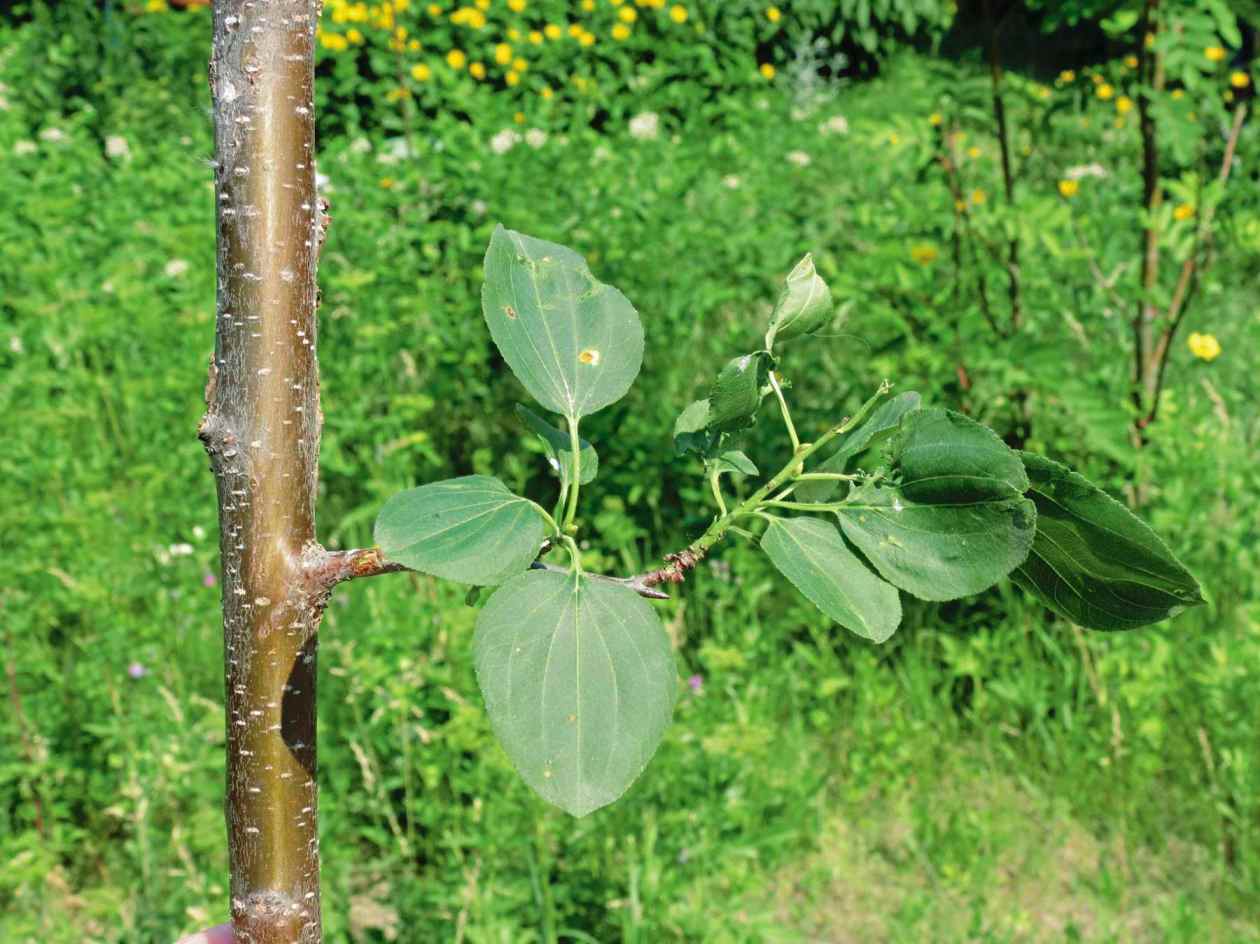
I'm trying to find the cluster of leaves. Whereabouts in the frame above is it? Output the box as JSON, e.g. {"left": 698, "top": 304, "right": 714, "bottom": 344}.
{"left": 374, "top": 227, "right": 1203, "bottom": 817}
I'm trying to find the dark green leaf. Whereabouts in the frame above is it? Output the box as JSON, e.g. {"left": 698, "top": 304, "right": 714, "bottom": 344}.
{"left": 673, "top": 398, "right": 718, "bottom": 456}
{"left": 516, "top": 404, "right": 598, "bottom": 486}
{"left": 1013, "top": 453, "right": 1205, "bottom": 630}
{"left": 708, "top": 351, "right": 772, "bottom": 432}
{"left": 761, "top": 516, "right": 901, "bottom": 642}
{"left": 765, "top": 253, "right": 832, "bottom": 347}
{"left": 474, "top": 569, "right": 678, "bottom": 817}
{"left": 796, "top": 391, "right": 921, "bottom": 502}
{"left": 833, "top": 410, "right": 1036, "bottom": 600}
{"left": 482, "top": 226, "right": 644, "bottom": 421}
{"left": 374, "top": 476, "right": 546, "bottom": 586}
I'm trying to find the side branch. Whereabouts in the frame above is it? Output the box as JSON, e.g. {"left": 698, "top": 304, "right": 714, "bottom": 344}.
{"left": 305, "top": 546, "right": 409, "bottom": 590}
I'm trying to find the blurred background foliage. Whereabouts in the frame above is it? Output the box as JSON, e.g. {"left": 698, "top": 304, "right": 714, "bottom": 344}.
{"left": 2, "top": 0, "right": 1259, "bottom": 941}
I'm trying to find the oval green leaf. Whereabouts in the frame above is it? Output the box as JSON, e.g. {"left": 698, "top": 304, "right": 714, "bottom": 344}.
{"left": 374, "top": 476, "right": 546, "bottom": 586}
{"left": 483, "top": 226, "right": 644, "bottom": 421}
{"left": 516, "top": 404, "right": 598, "bottom": 486}
{"left": 1013, "top": 453, "right": 1205, "bottom": 630}
{"left": 761, "top": 516, "right": 901, "bottom": 643}
{"left": 673, "top": 398, "right": 718, "bottom": 456}
{"left": 474, "top": 569, "right": 678, "bottom": 817}
{"left": 892, "top": 407, "right": 1029, "bottom": 501}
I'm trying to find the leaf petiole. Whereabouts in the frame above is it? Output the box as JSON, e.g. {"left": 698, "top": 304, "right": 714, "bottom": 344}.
{"left": 768, "top": 372, "right": 799, "bottom": 451}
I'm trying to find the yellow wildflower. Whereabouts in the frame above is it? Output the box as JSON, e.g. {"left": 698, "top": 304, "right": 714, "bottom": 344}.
{"left": 1187, "top": 332, "right": 1221, "bottom": 361}
{"left": 380, "top": 177, "right": 395, "bottom": 189}
{"left": 966, "top": 145, "right": 981, "bottom": 159}
{"left": 1124, "top": 54, "right": 1138, "bottom": 68}
{"left": 410, "top": 62, "right": 432, "bottom": 80}
{"left": 612, "top": 23, "right": 631, "bottom": 40}
{"left": 385, "top": 86, "right": 410, "bottom": 101}
{"left": 529, "top": 30, "right": 543, "bottom": 44}
{"left": 1173, "top": 203, "right": 1194, "bottom": 221}
{"left": 145, "top": 0, "right": 167, "bottom": 11}
{"left": 346, "top": 27, "right": 364, "bottom": 44}
{"left": 514, "top": 111, "right": 526, "bottom": 124}
{"left": 766, "top": 6, "right": 781, "bottom": 22}
{"left": 475, "top": 0, "right": 489, "bottom": 9}
{"left": 320, "top": 32, "right": 349, "bottom": 51}
{"left": 1204, "top": 46, "right": 1226, "bottom": 63}
{"left": 1097, "top": 83, "right": 1114, "bottom": 100}
{"left": 569, "top": 23, "right": 584, "bottom": 37}
{"left": 582, "top": 0, "right": 595, "bottom": 9}
{"left": 929, "top": 112, "right": 943, "bottom": 126}
{"left": 1059, "top": 69, "right": 1075, "bottom": 83}
{"left": 544, "top": 23, "right": 562, "bottom": 39}
{"left": 578, "top": 31, "right": 595, "bottom": 46}
{"left": 1171, "top": 88, "right": 1184, "bottom": 100}
{"left": 1089, "top": 72, "right": 1103, "bottom": 85}
{"left": 618, "top": 6, "right": 637, "bottom": 21}
{"left": 469, "top": 61, "right": 487, "bottom": 79}
{"left": 954, "top": 199, "right": 967, "bottom": 213}
{"left": 507, "top": 28, "right": 520, "bottom": 40}
{"left": 447, "top": 48, "right": 467, "bottom": 69}
{"left": 508, "top": 0, "right": 526, "bottom": 9}
{"left": 759, "top": 62, "right": 776, "bottom": 80}
{"left": 1057, "top": 179, "right": 1079, "bottom": 198}
{"left": 910, "top": 243, "right": 939, "bottom": 265}
{"left": 428, "top": 3, "right": 442, "bottom": 14}
{"left": 541, "top": 85, "right": 554, "bottom": 99}
{"left": 1231, "top": 71, "right": 1250, "bottom": 88}
{"left": 513, "top": 57, "right": 528, "bottom": 71}
{"left": 971, "top": 188, "right": 986, "bottom": 205}
{"left": 505, "top": 70, "right": 520, "bottom": 86}
{"left": 1116, "top": 95, "right": 1133, "bottom": 114}
{"left": 495, "top": 43, "right": 513, "bottom": 65}
{"left": 670, "top": 5, "right": 687, "bottom": 22}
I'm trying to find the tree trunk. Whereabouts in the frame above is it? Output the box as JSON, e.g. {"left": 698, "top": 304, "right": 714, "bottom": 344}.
{"left": 200, "top": 2, "right": 326, "bottom": 940}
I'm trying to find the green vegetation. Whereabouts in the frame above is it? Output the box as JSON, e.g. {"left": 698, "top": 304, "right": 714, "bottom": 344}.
{"left": 2, "top": 2, "right": 1259, "bottom": 941}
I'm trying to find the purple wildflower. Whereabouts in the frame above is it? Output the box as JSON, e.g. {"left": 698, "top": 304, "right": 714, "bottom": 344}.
{"left": 202, "top": 571, "right": 217, "bottom": 588}
{"left": 128, "top": 662, "right": 149, "bottom": 680}
{"left": 687, "top": 674, "right": 703, "bottom": 694}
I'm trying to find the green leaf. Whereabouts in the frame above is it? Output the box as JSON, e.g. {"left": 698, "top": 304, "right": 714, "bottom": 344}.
{"left": 796, "top": 391, "right": 920, "bottom": 502}
{"left": 474, "top": 569, "right": 678, "bottom": 817}
{"left": 374, "top": 476, "right": 546, "bottom": 586}
{"left": 708, "top": 351, "right": 773, "bottom": 432}
{"left": 892, "top": 408, "right": 1029, "bottom": 501}
{"left": 766, "top": 253, "right": 833, "bottom": 348}
{"left": 833, "top": 409, "right": 1036, "bottom": 601}
{"left": 1012, "top": 453, "right": 1205, "bottom": 630}
{"left": 516, "top": 405, "right": 598, "bottom": 486}
{"left": 760, "top": 516, "right": 901, "bottom": 643}
{"left": 482, "top": 226, "right": 644, "bottom": 421}
{"left": 673, "top": 398, "right": 718, "bottom": 456}
{"left": 711, "top": 450, "right": 758, "bottom": 477}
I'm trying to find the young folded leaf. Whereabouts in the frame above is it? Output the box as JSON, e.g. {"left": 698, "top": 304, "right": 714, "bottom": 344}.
{"left": 673, "top": 398, "right": 719, "bottom": 456}
{"left": 710, "top": 450, "right": 758, "bottom": 478}
{"left": 760, "top": 516, "right": 901, "bottom": 643}
{"left": 374, "top": 476, "right": 547, "bottom": 586}
{"left": 1013, "top": 453, "right": 1205, "bottom": 629}
{"left": 482, "top": 225, "right": 644, "bottom": 422}
{"left": 707, "top": 351, "right": 773, "bottom": 432}
{"left": 834, "top": 409, "right": 1035, "bottom": 600}
{"left": 516, "top": 404, "right": 599, "bottom": 487}
{"left": 765, "top": 253, "right": 833, "bottom": 349}
{"left": 796, "top": 391, "right": 921, "bottom": 502}
{"left": 474, "top": 569, "right": 678, "bottom": 817}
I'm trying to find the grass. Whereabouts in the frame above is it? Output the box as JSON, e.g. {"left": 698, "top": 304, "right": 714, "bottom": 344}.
{"left": 2, "top": 23, "right": 1259, "bottom": 942}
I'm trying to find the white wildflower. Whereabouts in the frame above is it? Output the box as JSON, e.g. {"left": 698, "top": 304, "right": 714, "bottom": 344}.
{"left": 628, "top": 111, "right": 660, "bottom": 141}
{"left": 14, "top": 140, "right": 36, "bottom": 156}
{"left": 1064, "top": 163, "right": 1108, "bottom": 180}
{"left": 722, "top": 175, "right": 742, "bottom": 190}
{"left": 470, "top": 199, "right": 488, "bottom": 217}
{"left": 786, "top": 150, "right": 812, "bottom": 167}
{"left": 105, "top": 135, "right": 131, "bottom": 160}
{"left": 8, "top": 336, "right": 23, "bottom": 355}
{"left": 592, "top": 144, "right": 613, "bottom": 163}
{"left": 39, "top": 127, "right": 67, "bottom": 143}
{"left": 191, "top": 525, "right": 207, "bottom": 541}
{"left": 349, "top": 136, "right": 372, "bottom": 154}
{"left": 489, "top": 129, "right": 521, "bottom": 155}
{"left": 524, "top": 128, "right": 548, "bottom": 149}
{"left": 169, "top": 543, "right": 195, "bottom": 558}
{"left": 819, "top": 114, "right": 849, "bottom": 136}
{"left": 164, "top": 259, "right": 191, "bottom": 279}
